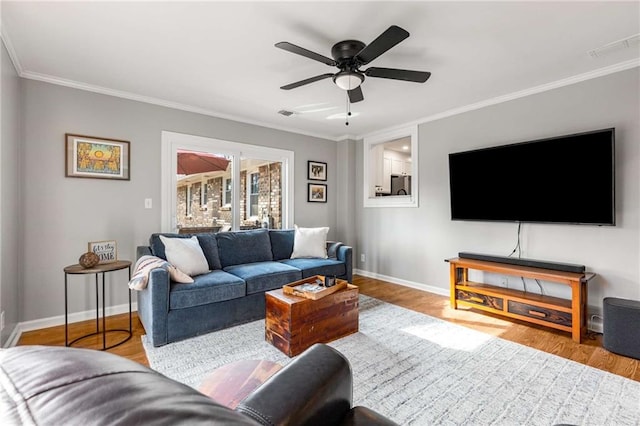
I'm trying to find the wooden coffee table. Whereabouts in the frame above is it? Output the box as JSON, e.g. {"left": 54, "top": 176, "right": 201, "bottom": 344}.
{"left": 265, "top": 279, "right": 359, "bottom": 357}
{"left": 198, "top": 359, "right": 282, "bottom": 409}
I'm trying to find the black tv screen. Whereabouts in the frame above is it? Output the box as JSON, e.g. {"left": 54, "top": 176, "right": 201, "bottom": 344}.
{"left": 448, "top": 128, "right": 615, "bottom": 225}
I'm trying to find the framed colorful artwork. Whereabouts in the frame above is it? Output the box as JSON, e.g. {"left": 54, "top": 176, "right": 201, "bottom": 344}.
{"left": 88, "top": 240, "right": 117, "bottom": 264}
{"left": 308, "top": 183, "right": 327, "bottom": 203}
{"left": 308, "top": 161, "right": 327, "bottom": 181}
{"left": 65, "top": 134, "right": 130, "bottom": 180}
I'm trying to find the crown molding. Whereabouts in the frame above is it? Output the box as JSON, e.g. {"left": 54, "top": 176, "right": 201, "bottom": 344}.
{"left": 19, "top": 69, "right": 341, "bottom": 142}
{"left": 0, "top": 22, "right": 24, "bottom": 75}
{"left": 336, "top": 134, "right": 358, "bottom": 142}
{"left": 358, "top": 58, "right": 640, "bottom": 140}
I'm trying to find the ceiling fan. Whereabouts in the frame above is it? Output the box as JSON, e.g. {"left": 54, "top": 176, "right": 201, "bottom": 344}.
{"left": 276, "top": 25, "right": 431, "bottom": 104}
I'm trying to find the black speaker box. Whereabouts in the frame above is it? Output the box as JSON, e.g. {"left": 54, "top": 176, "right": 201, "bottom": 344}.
{"left": 457, "top": 252, "right": 585, "bottom": 273}
{"left": 603, "top": 297, "right": 640, "bottom": 360}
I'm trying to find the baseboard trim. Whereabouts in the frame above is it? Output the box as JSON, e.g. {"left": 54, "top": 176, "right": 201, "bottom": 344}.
{"left": 4, "top": 302, "right": 138, "bottom": 348}
{"left": 4, "top": 326, "right": 21, "bottom": 348}
{"left": 354, "top": 269, "right": 449, "bottom": 297}
{"left": 353, "top": 270, "right": 603, "bottom": 334}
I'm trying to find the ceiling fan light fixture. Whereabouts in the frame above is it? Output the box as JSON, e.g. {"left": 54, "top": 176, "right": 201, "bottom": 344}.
{"left": 333, "top": 71, "right": 364, "bottom": 91}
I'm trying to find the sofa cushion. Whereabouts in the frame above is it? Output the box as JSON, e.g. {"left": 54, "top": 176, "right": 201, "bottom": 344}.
{"left": 280, "top": 258, "right": 346, "bottom": 279}
{"left": 160, "top": 235, "right": 210, "bottom": 277}
{"left": 196, "top": 233, "right": 223, "bottom": 270}
{"left": 216, "top": 229, "right": 273, "bottom": 268}
{"left": 169, "top": 270, "right": 246, "bottom": 310}
{"left": 291, "top": 225, "right": 329, "bottom": 259}
{"left": 269, "top": 229, "right": 295, "bottom": 260}
{"left": 149, "top": 233, "right": 191, "bottom": 260}
{"left": 150, "top": 233, "right": 222, "bottom": 271}
{"left": 224, "top": 262, "right": 301, "bottom": 295}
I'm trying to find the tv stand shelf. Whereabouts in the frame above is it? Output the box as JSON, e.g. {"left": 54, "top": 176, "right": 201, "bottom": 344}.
{"left": 446, "top": 258, "right": 595, "bottom": 343}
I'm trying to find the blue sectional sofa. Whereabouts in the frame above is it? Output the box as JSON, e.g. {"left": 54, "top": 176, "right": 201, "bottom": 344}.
{"left": 136, "top": 228, "right": 353, "bottom": 346}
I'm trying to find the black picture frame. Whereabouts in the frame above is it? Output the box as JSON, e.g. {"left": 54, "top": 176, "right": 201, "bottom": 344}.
{"left": 308, "top": 161, "right": 327, "bottom": 181}
{"left": 308, "top": 183, "right": 327, "bottom": 203}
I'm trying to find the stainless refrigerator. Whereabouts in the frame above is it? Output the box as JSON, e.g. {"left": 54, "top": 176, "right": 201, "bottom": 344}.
{"left": 391, "top": 175, "right": 411, "bottom": 195}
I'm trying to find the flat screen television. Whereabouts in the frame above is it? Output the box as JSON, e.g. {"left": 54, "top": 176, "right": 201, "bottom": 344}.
{"left": 448, "top": 128, "right": 615, "bottom": 225}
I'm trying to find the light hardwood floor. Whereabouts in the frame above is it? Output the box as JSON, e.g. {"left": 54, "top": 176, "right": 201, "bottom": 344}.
{"left": 17, "top": 275, "right": 640, "bottom": 381}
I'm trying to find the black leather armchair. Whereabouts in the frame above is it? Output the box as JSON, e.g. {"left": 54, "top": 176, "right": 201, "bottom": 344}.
{"left": 0, "top": 343, "right": 397, "bottom": 425}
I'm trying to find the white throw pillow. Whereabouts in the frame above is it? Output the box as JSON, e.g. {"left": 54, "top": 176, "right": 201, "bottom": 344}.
{"left": 159, "top": 235, "right": 210, "bottom": 276}
{"left": 290, "top": 225, "right": 329, "bottom": 259}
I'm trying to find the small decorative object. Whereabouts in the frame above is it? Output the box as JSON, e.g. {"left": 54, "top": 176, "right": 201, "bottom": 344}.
{"left": 308, "top": 183, "right": 327, "bottom": 203}
{"left": 325, "top": 275, "right": 336, "bottom": 287}
{"left": 308, "top": 161, "right": 327, "bottom": 181}
{"left": 78, "top": 251, "right": 100, "bottom": 269}
{"left": 88, "top": 240, "right": 117, "bottom": 264}
{"left": 65, "top": 133, "right": 130, "bottom": 180}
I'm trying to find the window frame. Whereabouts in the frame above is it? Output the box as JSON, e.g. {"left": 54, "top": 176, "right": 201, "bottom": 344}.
{"left": 161, "top": 131, "right": 294, "bottom": 232}
{"left": 363, "top": 125, "right": 419, "bottom": 208}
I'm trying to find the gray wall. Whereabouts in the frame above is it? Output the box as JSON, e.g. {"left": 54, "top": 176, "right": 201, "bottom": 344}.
{"left": 356, "top": 68, "right": 640, "bottom": 309}
{"left": 1, "top": 40, "right": 21, "bottom": 345}
{"left": 336, "top": 138, "right": 357, "bottom": 249}
{"left": 9, "top": 59, "right": 639, "bottom": 327}
{"left": 20, "top": 79, "right": 339, "bottom": 322}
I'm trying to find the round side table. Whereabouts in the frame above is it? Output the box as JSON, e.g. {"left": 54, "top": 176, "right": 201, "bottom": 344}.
{"left": 64, "top": 260, "right": 132, "bottom": 350}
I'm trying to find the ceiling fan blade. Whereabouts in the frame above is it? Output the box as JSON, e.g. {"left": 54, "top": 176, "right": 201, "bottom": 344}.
{"left": 275, "top": 42, "right": 336, "bottom": 66}
{"left": 280, "top": 73, "right": 334, "bottom": 90}
{"left": 364, "top": 67, "right": 431, "bottom": 83}
{"left": 348, "top": 86, "right": 364, "bottom": 103}
{"left": 355, "top": 25, "right": 409, "bottom": 65}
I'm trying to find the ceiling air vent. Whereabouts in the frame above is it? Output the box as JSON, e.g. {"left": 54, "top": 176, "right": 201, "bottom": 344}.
{"left": 588, "top": 34, "right": 640, "bottom": 58}
{"left": 278, "top": 110, "right": 294, "bottom": 117}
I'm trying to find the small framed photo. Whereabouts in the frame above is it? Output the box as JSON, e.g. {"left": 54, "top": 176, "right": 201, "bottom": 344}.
{"left": 308, "top": 183, "right": 327, "bottom": 203}
{"left": 308, "top": 161, "right": 327, "bottom": 181}
{"left": 88, "top": 240, "right": 117, "bottom": 264}
{"left": 66, "top": 134, "right": 130, "bottom": 180}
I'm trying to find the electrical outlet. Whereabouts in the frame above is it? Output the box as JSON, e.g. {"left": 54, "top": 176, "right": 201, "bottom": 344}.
{"left": 360, "top": 253, "right": 366, "bottom": 263}
{"left": 0, "top": 311, "right": 4, "bottom": 332}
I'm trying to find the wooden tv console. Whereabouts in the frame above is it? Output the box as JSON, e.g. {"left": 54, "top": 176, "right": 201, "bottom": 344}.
{"left": 447, "top": 257, "right": 595, "bottom": 343}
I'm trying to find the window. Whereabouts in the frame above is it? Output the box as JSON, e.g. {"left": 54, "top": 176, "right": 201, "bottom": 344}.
{"left": 161, "top": 131, "right": 294, "bottom": 232}
{"left": 186, "top": 186, "right": 192, "bottom": 216}
{"left": 249, "top": 172, "right": 259, "bottom": 217}
{"left": 224, "top": 178, "right": 232, "bottom": 206}
{"left": 202, "top": 181, "right": 208, "bottom": 206}
{"left": 363, "top": 125, "right": 419, "bottom": 208}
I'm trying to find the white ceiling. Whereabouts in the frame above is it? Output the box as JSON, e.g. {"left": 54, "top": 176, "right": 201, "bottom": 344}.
{"left": 2, "top": 1, "right": 639, "bottom": 140}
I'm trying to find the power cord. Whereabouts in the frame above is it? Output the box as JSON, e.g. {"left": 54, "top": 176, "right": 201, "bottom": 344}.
{"left": 583, "top": 314, "right": 603, "bottom": 340}
{"left": 520, "top": 276, "right": 528, "bottom": 293}
{"left": 508, "top": 222, "right": 522, "bottom": 258}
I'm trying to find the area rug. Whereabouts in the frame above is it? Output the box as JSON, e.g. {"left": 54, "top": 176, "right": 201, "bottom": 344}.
{"left": 143, "top": 296, "right": 640, "bottom": 425}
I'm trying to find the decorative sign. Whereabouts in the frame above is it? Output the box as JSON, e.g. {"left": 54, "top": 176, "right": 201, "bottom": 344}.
{"left": 88, "top": 240, "right": 117, "bottom": 264}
